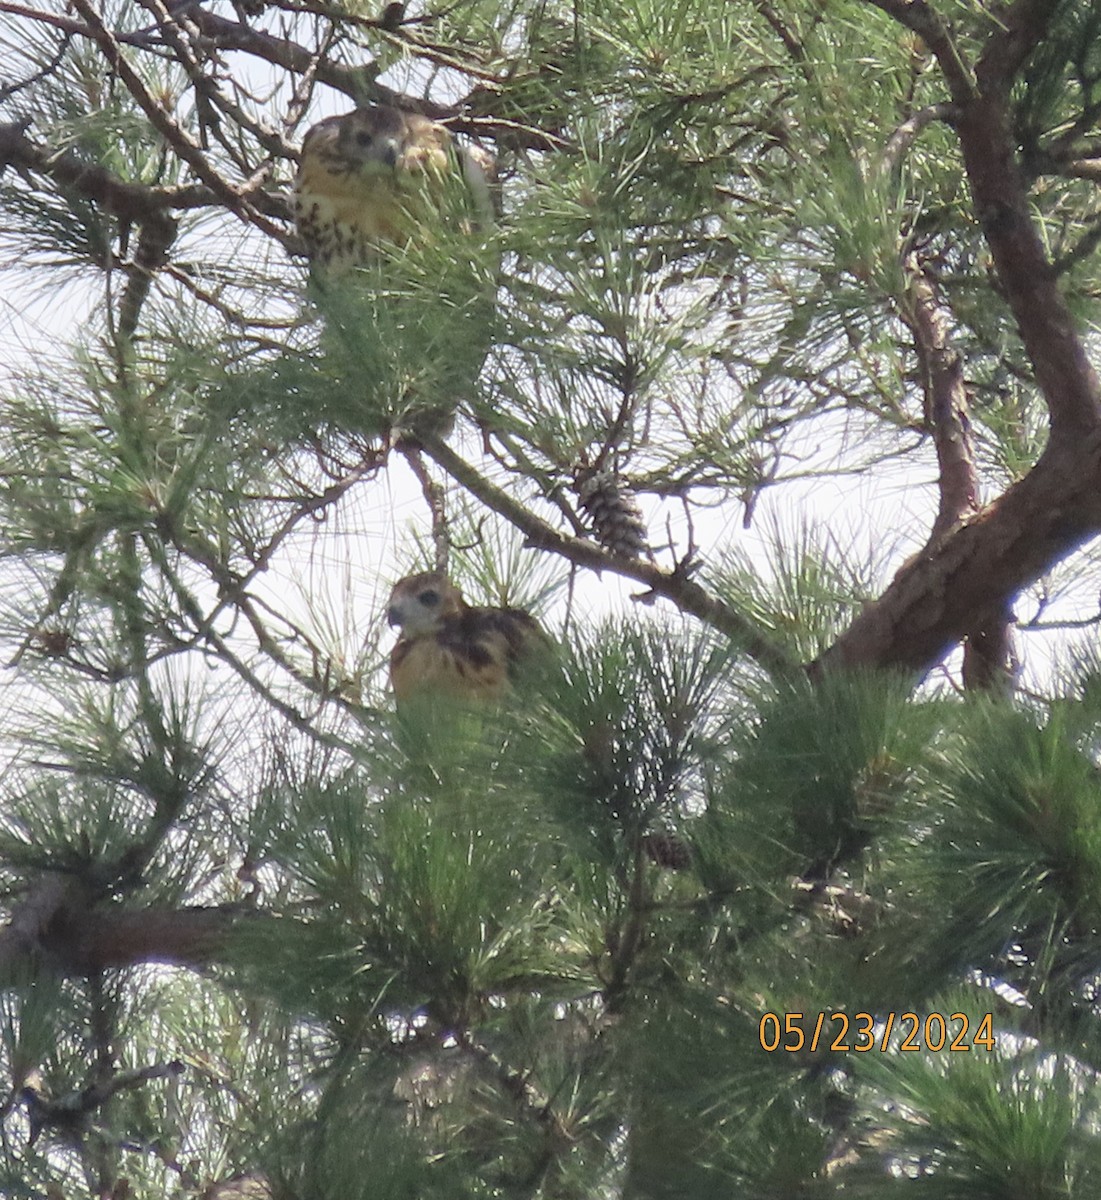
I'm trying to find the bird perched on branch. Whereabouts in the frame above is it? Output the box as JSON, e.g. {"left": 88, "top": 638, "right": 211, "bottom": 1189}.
{"left": 293, "top": 105, "right": 498, "bottom": 441}
{"left": 294, "top": 105, "right": 496, "bottom": 273}
{"left": 387, "top": 571, "right": 548, "bottom": 706}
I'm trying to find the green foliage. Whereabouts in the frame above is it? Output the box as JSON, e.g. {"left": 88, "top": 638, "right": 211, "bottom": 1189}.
{"left": 864, "top": 696, "right": 1101, "bottom": 1006}
{"left": 856, "top": 1024, "right": 1101, "bottom": 1197}
{"left": 2, "top": 0, "right": 1101, "bottom": 1196}
{"left": 712, "top": 518, "right": 886, "bottom": 661}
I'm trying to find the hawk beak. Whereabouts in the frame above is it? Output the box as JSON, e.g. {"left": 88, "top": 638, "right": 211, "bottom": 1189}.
{"left": 379, "top": 138, "right": 400, "bottom": 169}
{"left": 387, "top": 605, "right": 402, "bottom": 628}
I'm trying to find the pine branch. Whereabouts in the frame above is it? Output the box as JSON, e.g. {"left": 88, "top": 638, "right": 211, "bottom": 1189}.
{"left": 152, "top": 541, "right": 372, "bottom": 753}
{"left": 879, "top": 103, "right": 956, "bottom": 175}
{"left": 22, "top": 1059, "right": 184, "bottom": 1147}
{"left": 131, "top": 0, "right": 298, "bottom": 164}
{"left": 458, "top": 1034, "right": 573, "bottom": 1147}
{"left": 862, "top": 0, "right": 976, "bottom": 103}
{"left": 864, "top": 0, "right": 1101, "bottom": 437}
{"left": 399, "top": 444, "right": 449, "bottom": 573}
{"left": 815, "top": 433, "right": 1101, "bottom": 675}
{"left": 176, "top": 6, "right": 570, "bottom": 151}
{"left": 419, "top": 435, "right": 798, "bottom": 678}
{"left": 67, "top": 0, "right": 290, "bottom": 245}
{"left": 181, "top": 6, "right": 401, "bottom": 107}
{"left": 0, "top": 121, "right": 211, "bottom": 223}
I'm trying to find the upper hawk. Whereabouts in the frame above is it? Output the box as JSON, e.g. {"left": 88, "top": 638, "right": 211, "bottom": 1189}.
{"left": 294, "top": 106, "right": 495, "bottom": 272}
{"left": 387, "top": 571, "right": 548, "bottom": 706}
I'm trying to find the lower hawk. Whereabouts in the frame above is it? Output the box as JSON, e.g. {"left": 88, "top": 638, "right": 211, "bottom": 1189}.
{"left": 386, "top": 572, "right": 547, "bottom": 705}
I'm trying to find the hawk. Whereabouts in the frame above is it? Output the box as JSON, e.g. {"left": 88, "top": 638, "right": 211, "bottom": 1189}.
{"left": 294, "top": 105, "right": 495, "bottom": 271}
{"left": 387, "top": 571, "right": 547, "bottom": 705}
{"left": 292, "top": 106, "right": 497, "bottom": 440}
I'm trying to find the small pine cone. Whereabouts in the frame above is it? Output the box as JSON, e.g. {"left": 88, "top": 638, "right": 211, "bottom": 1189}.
{"left": 642, "top": 832, "right": 692, "bottom": 870}
{"left": 575, "top": 467, "right": 648, "bottom": 559}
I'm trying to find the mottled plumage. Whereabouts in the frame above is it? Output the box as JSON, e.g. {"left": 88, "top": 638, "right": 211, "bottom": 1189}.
{"left": 387, "top": 572, "right": 546, "bottom": 705}
{"left": 294, "top": 106, "right": 495, "bottom": 271}
{"left": 293, "top": 106, "right": 497, "bottom": 441}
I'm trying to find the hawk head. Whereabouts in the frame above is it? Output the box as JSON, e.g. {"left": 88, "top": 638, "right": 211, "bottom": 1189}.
{"left": 387, "top": 571, "right": 466, "bottom": 639}
{"left": 319, "top": 106, "right": 451, "bottom": 181}
{"left": 294, "top": 105, "right": 495, "bottom": 269}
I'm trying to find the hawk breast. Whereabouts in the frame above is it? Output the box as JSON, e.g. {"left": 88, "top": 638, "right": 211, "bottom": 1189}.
{"left": 390, "top": 606, "right": 545, "bottom": 705}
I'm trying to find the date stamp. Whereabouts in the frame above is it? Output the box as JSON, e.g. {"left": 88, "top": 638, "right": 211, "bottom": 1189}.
{"left": 759, "top": 1011, "right": 995, "bottom": 1053}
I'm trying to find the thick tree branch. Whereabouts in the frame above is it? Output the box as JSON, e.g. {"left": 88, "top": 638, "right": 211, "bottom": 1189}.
{"left": 900, "top": 253, "right": 978, "bottom": 543}
{"left": 828, "top": 0, "right": 1101, "bottom": 678}
{"left": 900, "top": 253, "right": 1016, "bottom": 689}
{"left": 0, "top": 874, "right": 73, "bottom": 974}
{"left": 0, "top": 874, "right": 249, "bottom": 977}
{"left": 117, "top": 211, "right": 179, "bottom": 340}
{"left": 955, "top": 93, "right": 1101, "bottom": 435}
{"left": 44, "top": 904, "right": 243, "bottom": 972}
{"left": 973, "top": 0, "right": 1061, "bottom": 92}
{"left": 865, "top": 0, "right": 1101, "bottom": 436}
{"left": 960, "top": 602, "right": 1016, "bottom": 693}
{"left": 815, "top": 429, "right": 1101, "bottom": 675}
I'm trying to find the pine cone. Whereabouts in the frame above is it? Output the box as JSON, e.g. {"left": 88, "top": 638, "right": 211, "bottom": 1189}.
{"left": 642, "top": 831, "right": 692, "bottom": 870}
{"left": 575, "top": 467, "right": 648, "bottom": 559}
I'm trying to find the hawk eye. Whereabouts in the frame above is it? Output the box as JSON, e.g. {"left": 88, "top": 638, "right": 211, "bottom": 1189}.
{"left": 419, "top": 589, "right": 440, "bottom": 606}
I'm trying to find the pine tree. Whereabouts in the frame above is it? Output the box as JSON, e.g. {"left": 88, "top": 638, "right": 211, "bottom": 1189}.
{"left": 2, "top": 1, "right": 1101, "bottom": 1197}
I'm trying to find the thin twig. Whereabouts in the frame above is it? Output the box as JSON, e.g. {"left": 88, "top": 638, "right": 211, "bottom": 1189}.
{"left": 399, "top": 444, "right": 450, "bottom": 572}
{"left": 68, "top": 0, "right": 290, "bottom": 244}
